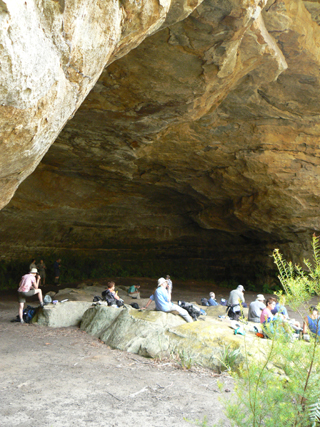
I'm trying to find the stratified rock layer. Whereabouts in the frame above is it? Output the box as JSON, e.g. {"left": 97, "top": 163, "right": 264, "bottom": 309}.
{"left": 1, "top": 0, "right": 320, "bottom": 281}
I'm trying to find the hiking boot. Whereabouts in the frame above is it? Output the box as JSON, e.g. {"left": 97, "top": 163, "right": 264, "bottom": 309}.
{"left": 40, "top": 302, "right": 44, "bottom": 308}
{"left": 20, "top": 318, "right": 24, "bottom": 324}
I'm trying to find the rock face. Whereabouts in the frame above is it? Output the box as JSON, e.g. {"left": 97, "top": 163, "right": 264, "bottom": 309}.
{"left": 1, "top": 0, "right": 320, "bottom": 282}
{"left": 80, "top": 304, "right": 267, "bottom": 370}
{"left": 35, "top": 301, "right": 92, "bottom": 328}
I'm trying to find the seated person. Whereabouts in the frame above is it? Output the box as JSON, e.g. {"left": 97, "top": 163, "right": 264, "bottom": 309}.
{"left": 260, "top": 297, "right": 278, "bottom": 324}
{"left": 271, "top": 297, "right": 289, "bottom": 318}
{"left": 128, "top": 284, "right": 140, "bottom": 299}
{"left": 207, "top": 292, "right": 219, "bottom": 306}
{"left": 142, "top": 277, "right": 193, "bottom": 323}
{"left": 272, "top": 296, "right": 301, "bottom": 330}
{"left": 261, "top": 297, "right": 299, "bottom": 338}
{"left": 303, "top": 306, "right": 320, "bottom": 337}
{"left": 248, "top": 294, "right": 266, "bottom": 323}
{"left": 102, "top": 281, "right": 123, "bottom": 306}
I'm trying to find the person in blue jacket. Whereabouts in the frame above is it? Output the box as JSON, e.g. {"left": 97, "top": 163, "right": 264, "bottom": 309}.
{"left": 142, "top": 277, "right": 193, "bottom": 323}
{"left": 207, "top": 292, "right": 219, "bottom": 306}
{"left": 303, "top": 306, "right": 320, "bottom": 336}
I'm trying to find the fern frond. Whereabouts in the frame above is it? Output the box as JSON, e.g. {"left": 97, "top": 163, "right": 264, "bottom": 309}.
{"left": 309, "top": 397, "right": 320, "bottom": 426}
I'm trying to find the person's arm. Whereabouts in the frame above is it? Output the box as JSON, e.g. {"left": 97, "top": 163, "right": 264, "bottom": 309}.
{"left": 303, "top": 317, "right": 308, "bottom": 334}
{"left": 142, "top": 294, "right": 154, "bottom": 309}
{"left": 112, "top": 291, "right": 120, "bottom": 300}
{"left": 32, "top": 275, "right": 40, "bottom": 289}
{"left": 141, "top": 299, "right": 153, "bottom": 309}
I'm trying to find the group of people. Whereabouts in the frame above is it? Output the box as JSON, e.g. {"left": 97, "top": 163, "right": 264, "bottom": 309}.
{"left": 16, "top": 262, "right": 320, "bottom": 337}
{"left": 28, "top": 258, "right": 62, "bottom": 286}
{"left": 248, "top": 293, "right": 320, "bottom": 339}
{"left": 29, "top": 259, "right": 47, "bottom": 286}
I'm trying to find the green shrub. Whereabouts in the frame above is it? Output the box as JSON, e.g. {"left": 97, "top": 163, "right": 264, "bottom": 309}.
{"left": 224, "top": 234, "right": 320, "bottom": 427}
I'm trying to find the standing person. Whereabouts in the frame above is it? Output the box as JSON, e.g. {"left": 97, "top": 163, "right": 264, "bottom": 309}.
{"left": 248, "top": 294, "right": 266, "bottom": 323}
{"left": 166, "top": 275, "right": 173, "bottom": 301}
{"left": 17, "top": 268, "right": 44, "bottom": 323}
{"left": 142, "top": 277, "right": 193, "bottom": 323}
{"left": 227, "top": 285, "right": 245, "bottom": 319}
{"left": 29, "top": 259, "right": 37, "bottom": 270}
{"left": 37, "top": 259, "right": 47, "bottom": 286}
{"left": 53, "top": 258, "right": 61, "bottom": 285}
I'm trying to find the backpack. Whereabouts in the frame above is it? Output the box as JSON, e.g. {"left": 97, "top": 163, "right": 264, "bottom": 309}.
{"left": 201, "top": 298, "right": 209, "bottom": 306}
{"left": 178, "top": 301, "right": 201, "bottom": 321}
{"left": 93, "top": 295, "right": 102, "bottom": 302}
{"left": 102, "top": 290, "right": 124, "bottom": 307}
{"left": 226, "top": 304, "right": 240, "bottom": 321}
{"left": 23, "top": 306, "right": 37, "bottom": 323}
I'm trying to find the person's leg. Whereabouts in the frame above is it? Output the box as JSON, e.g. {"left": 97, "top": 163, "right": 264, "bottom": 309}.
{"left": 19, "top": 302, "right": 24, "bottom": 322}
{"left": 34, "top": 289, "right": 43, "bottom": 305}
{"left": 169, "top": 304, "right": 193, "bottom": 323}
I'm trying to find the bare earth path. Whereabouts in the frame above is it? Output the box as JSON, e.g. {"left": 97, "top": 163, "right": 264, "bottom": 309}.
{"left": 0, "top": 281, "right": 234, "bottom": 427}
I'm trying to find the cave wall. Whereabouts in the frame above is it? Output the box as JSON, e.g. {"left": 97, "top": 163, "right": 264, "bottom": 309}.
{"left": 1, "top": 0, "right": 320, "bottom": 284}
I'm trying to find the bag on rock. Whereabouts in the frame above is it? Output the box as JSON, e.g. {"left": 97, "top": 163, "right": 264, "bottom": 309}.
{"left": 201, "top": 298, "right": 209, "bottom": 306}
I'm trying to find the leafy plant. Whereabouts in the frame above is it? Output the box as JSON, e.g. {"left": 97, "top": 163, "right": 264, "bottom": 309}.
{"left": 224, "top": 234, "right": 320, "bottom": 427}
{"left": 215, "top": 344, "right": 243, "bottom": 373}
{"left": 178, "top": 349, "right": 195, "bottom": 370}
{"left": 309, "top": 398, "right": 320, "bottom": 427}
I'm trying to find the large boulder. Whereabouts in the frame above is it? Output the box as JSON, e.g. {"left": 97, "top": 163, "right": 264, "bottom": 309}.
{"left": 34, "top": 301, "right": 92, "bottom": 327}
{"left": 81, "top": 304, "right": 269, "bottom": 370}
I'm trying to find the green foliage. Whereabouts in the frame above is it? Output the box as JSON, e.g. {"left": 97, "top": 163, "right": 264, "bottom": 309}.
{"left": 224, "top": 235, "right": 320, "bottom": 427}
{"left": 215, "top": 344, "right": 243, "bottom": 373}
{"left": 226, "top": 333, "right": 320, "bottom": 427}
{"left": 184, "top": 415, "right": 210, "bottom": 426}
{"left": 178, "top": 349, "right": 195, "bottom": 370}
{"left": 309, "top": 398, "right": 320, "bottom": 427}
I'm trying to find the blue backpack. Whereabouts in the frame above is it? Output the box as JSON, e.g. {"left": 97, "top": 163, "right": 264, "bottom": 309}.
{"left": 23, "top": 306, "right": 37, "bottom": 323}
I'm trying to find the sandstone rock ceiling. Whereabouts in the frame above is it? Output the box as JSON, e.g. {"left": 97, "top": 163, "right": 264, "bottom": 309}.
{"left": 2, "top": 0, "right": 320, "bottom": 279}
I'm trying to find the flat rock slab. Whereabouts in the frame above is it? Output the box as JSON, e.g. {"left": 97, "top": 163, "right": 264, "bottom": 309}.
{"left": 34, "top": 301, "right": 92, "bottom": 327}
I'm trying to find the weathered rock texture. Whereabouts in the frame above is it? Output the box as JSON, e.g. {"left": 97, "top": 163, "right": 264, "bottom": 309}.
{"left": 80, "top": 304, "right": 266, "bottom": 370}
{"left": 2, "top": 0, "right": 320, "bottom": 281}
{"left": 34, "top": 301, "right": 92, "bottom": 327}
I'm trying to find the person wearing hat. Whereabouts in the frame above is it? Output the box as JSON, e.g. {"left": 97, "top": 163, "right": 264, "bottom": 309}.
{"left": 142, "top": 277, "right": 193, "bottom": 323}
{"left": 17, "top": 268, "right": 44, "bottom": 323}
{"left": 228, "top": 285, "right": 245, "bottom": 305}
{"left": 248, "top": 294, "right": 266, "bottom": 323}
{"left": 226, "top": 285, "right": 246, "bottom": 319}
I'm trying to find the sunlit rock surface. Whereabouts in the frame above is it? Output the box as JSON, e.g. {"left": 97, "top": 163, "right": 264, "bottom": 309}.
{"left": 80, "top": 304, "right": 267, "bottom": 370}
{"left": 1, "top": 0, "right": 320, "bottom": 281}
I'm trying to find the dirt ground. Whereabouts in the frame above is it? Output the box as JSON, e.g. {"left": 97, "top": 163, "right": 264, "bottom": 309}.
{"left": 0, "top": 277, "right": 311, "bottom": 426}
